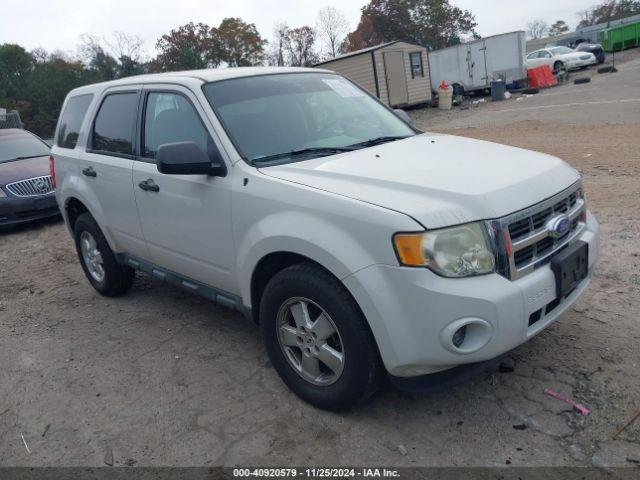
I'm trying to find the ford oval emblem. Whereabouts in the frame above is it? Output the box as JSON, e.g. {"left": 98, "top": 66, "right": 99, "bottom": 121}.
{"left": 547, "top": 214, "right": 571, "bottom": 238}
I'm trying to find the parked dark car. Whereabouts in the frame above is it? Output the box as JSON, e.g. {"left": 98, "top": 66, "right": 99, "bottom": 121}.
{"left": 0, "top": 129, "right": 59, "bottom": 227}
{"left": 574, "top": 41, "right": 606, "bottom": 64}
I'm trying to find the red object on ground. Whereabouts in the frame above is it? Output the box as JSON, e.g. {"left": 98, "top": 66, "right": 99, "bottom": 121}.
{"left": 527, "top": 66, "right": 557, "bottom": 88}
{"left": 544, "top": 388, "right": 590, "bottom": 415}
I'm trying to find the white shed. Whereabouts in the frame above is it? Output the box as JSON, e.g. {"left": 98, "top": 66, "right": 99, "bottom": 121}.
{"left": 314, "top": 41, "right": 431, "bottom": 108}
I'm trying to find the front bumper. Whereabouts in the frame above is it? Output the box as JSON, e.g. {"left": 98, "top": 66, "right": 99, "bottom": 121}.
{"left": 0, "top": 192, "right": 60, "bottom": 226}
{"left": 343, "top": 212, "right": 599, "bottom": 379}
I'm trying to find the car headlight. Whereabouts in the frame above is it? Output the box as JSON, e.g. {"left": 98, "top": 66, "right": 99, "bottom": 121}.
{"left": 0, "top": 188, "right": 6, "bottom": 198}
{"left": 393, "top": 222, "right": 495, "bottom": 277}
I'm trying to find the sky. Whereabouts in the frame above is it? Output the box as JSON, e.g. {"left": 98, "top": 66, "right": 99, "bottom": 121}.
{"left": 3, "top": 0, "right": 592, "bottom": 58}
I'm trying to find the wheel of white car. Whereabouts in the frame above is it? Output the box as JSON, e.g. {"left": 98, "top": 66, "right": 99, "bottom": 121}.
{"left": 553, "top": 61, "right": 564, "bottom": 74}
{"left": 260, "top": 263, "right": 381, "bottom": 410}
{"left": 73, "top": 213, "right": 135, "bottom": 297}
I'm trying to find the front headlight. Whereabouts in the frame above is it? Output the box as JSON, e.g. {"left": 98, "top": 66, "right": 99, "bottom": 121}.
{"left": 0, "top": 188, "right": 6, "bottom": 198}
{"left": 393, "top": 222, "right": 495, "bottom": 277}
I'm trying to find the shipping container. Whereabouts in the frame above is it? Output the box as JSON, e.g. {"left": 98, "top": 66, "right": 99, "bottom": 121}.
{"left": 600, "top": 21, "right": 640, "bottom": 51}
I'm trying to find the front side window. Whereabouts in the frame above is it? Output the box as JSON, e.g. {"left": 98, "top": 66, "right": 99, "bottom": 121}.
{"left": 92, "top": 92, "right": 138, "bottom": 155}
{"left": 56, "top": 94, "right": 93, "bottom": 149}
{"left": 526, "top": 52, "right": 538, "bottom": 60}
{"left": 203, "top": 73, "right": 415, "bottom": 165}
{"left": 143, "top": 92, "right": 212, "bottom": 160}
{"left": 409, "top": 52, "right": 424, "bottom": 78}
{"left": 0, "top": 132, "right": 50, "bottom": 163}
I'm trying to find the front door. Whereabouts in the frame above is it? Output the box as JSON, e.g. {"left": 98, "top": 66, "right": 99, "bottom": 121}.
{"left": 383, "top": 51, "right": 409, "bottom": 107}
{"left": 132, "top": 86, "right": 236, "bottom": 294}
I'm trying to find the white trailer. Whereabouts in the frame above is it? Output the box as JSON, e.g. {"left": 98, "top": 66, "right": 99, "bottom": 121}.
{"left": 428, "top": 31, "right": 527, "bottom": 94}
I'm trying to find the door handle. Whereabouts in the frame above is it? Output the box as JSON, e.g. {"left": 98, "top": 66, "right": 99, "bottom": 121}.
{"left": 82, "top": 166, "right": 97, "bottom": 177}
{"left": 138, "top": 179, "right": 160, "bottom": 192}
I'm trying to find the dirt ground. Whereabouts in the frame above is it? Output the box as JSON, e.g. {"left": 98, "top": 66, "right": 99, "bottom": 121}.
{"left": 1, "top": 55, "right": 639, "bottom": 470}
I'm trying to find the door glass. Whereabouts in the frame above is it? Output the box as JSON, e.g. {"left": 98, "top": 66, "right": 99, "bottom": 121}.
{"left": 56, "top": 94, "right": 93, "bottom": 149}
{"left": 92, "top": 93, "right": 138, "bottom": 155}
{"left": 143, "top": 92, "right": 212, "bottom": 160}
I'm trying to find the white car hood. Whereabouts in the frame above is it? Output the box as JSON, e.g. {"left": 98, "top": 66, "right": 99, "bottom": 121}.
{"left": 259, "top": 133, "right": 580, "bottom": 229}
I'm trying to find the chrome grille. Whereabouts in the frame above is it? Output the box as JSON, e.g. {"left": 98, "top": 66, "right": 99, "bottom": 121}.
{"left": 488, "top": 182, "right": 586, "bottom": 280}
{"left": 5, "top": 175, "right": 54, "bottom": 197}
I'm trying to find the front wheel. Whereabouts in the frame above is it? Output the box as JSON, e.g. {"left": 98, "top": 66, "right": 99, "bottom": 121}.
{"left": 553, "top": 61, "right": 564, "bottom": 74}
{"left": 260, "top": 263, "right": 381, "bottom": 410}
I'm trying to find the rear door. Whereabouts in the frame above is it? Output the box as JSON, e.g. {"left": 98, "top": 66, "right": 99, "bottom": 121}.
{"left": 131, "top": 85, "right": 236, "bottom": 293}
{"left": 82, "top": 87, "right": 147, "bottom": 257}
{"left": 468, "top": 41, "right": 488, "bottom": 87}
{"left": 383, "top": 51, "right": 409, "bottom": 107}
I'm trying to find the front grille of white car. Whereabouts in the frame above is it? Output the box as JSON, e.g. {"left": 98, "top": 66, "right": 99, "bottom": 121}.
{"left": 487, "top": 182, "right": 586, "bottom": 280}
{"left": 5, "top": 175, "right": 55, "bottom": 197}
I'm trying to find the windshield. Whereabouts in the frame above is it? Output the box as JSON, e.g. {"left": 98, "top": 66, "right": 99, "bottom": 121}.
{"left": 0, "top": 133, "right": 50, "bottom": 163}
{"left": 203, "top": 73, "right": 415, "bottom": 164}
{"left": 550, "top": 47, "right": 573, "bottom": 55}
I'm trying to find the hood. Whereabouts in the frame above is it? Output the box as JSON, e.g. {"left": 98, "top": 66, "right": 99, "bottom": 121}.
{"left": 259, "top": 134, "right": 580, "bottom": 229}
{"left": 0, "top": 155, "right": 50, "bottom": 187}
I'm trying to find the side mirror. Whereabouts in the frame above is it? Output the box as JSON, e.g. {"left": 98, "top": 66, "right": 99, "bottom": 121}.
{"left": 156, "top": 141, "right": 226, "bottom": 176}
{"left": 394, "top": 109, "right": 413, "bottom": 126}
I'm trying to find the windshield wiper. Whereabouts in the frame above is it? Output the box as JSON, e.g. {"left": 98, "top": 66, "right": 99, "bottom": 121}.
{"left": 347, "top": 135, "right": 411, "bottom": 149}
{"left": 11, "top": 155, "right": 48, "bottom": 161}
{"left": 252, "top": 146, "right": 355, "bottom": 164}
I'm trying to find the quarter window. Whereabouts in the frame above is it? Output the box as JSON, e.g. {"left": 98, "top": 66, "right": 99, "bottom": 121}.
{"left": 56, "top": 94, "right": 93, "bottom": 149}
{"left": 92, "top": 92, "right": 138, "bottom": 155}
{"left": 409, "top": 52, "right": 424, "bottom": 78}
{"left": 143, "top": 92, "right": 212, "bottom": 160}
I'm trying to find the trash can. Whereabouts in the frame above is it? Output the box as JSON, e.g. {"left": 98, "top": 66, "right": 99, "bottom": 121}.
{"left": 491, "top": 79, "right": 505, "bottom": 101}
{"left": 438, "top": 86, "right": 453, "bottom": 110}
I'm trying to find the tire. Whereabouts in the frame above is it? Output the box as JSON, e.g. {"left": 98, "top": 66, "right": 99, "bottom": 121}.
{"left": 553, "top": 61, "right": 564, "bottom": 74}
{"left": 260, "top": 263, "right": 381, "bottom": 410}
{"left": 74, "top": 213, "right": 134, "bottom": 297}
{"left": 522, "top": 88, "right": 540, "bottom": 95}
{"left": 598, "top": 66, "right": 614, "bottom": 74}
{"left": 574, "top": 77, "right": 591, "bottom": 85}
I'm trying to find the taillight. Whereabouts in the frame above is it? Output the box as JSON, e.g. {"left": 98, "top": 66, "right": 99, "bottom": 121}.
{"left": 49, "top": 155, "right": 57, "bottom": 188}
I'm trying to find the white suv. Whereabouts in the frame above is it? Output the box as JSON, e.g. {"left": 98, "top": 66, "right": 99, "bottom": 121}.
{"left": 52, "top": 67, "right": 599, "bottom": 410}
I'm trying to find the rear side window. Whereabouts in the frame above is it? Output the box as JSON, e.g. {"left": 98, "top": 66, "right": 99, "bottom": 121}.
{"left": 92, "top": 92, "right": 139, "bottom": 156}
{"left": 56, "top": 94, "right": 93, "bottom": 149}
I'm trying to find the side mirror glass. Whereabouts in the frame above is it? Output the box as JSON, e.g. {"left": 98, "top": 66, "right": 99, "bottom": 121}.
{"left": 156, "top": 141, "right": 226, "bottom": 176}
{"left": 394, "top": 109, "right": 413, "bottom": 126}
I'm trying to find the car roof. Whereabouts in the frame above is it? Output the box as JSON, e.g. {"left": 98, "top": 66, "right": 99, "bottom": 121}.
{"left": 67, "top": 66, "right": 333, "bottom": 96}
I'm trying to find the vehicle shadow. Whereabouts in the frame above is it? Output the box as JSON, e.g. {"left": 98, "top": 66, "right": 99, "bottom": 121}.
{"left": 0, "top": 214, "right": 63, "bottom": 235}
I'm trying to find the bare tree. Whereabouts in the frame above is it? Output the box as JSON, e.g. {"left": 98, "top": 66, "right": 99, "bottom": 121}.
{"left": 272, "top": 22, "right": 289, "bottom": 66}
{"left": 105, "top": 31, "right": 145, "bottom": 63}
{"left": 316, "top": 6, "right": 349, "bottom": 58}
{"left": 284, "top": 26, "right": 319, "bottom": 67}
{"left": 527, "top": 19, "right": 549, "bottom": 39}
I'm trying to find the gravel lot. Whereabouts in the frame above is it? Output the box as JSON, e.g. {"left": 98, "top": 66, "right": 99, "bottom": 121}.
{"left": 1, "top": 53, "right": 639, "bottom": 470}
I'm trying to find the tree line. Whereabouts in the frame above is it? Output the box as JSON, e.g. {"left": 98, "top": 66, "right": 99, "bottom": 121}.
{"left": 527, "top": 0, "right": 640, "bottom": 39}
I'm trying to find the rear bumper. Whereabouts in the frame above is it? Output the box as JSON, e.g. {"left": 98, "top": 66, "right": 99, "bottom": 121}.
{"left": 0, "top": 193, "right": 60, "bottom": 226}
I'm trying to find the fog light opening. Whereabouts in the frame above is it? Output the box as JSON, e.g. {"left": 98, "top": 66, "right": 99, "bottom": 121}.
{"left": 452, "top": 325, "right": 467, "bottom": 348}
{"left": 441, "top": 318, "right": 493, "bottom": 355}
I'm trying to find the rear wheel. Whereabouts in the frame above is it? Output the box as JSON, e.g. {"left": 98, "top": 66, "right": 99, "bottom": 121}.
{"left": 74, "top": 213, "right": 134, "bottom": 296}
{"left": 260, "top": 263, "right": 381, "bottom": 410}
